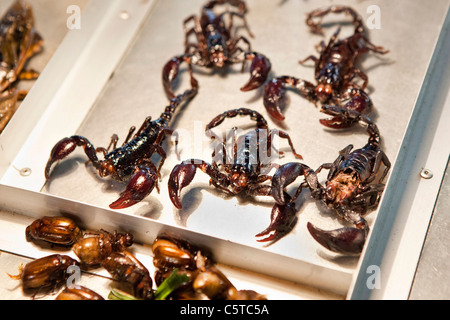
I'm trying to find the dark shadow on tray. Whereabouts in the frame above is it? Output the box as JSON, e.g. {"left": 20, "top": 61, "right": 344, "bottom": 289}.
{"left": 43, "top": 156, "right": 87, "bottom": 190}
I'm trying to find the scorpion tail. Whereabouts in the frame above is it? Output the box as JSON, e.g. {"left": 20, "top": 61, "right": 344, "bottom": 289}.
{"left": 255, "top": 193, "right": 297, "bottom": 243}
{"left": 307, "top": 222, "right": 367, "bottom": 255}
{"left": 240, "top": 52, "right": 271, "bottom": 92}
{"left": 109, "top": 169, "right": 157, "bottom": 209}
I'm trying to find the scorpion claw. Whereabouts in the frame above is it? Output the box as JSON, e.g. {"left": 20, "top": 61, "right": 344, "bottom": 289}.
{"left": 45, "top": 137, "right": 78, "bottom": 179}
{"left": 263, "top": 78, "right": 286, "bottom": 121}
{"left": 319, "top": 91, "right": 372, "bottom": 128}
{"left": 109, "top": 169, "right": 157, "bottom": 209}
{"left": 162, "top": 56, "right": 182, "bottom": 100}
{"left": 272, "top": 162, "right": 315, "bottom": 205}
{"left": 255, "top": 193, "right": 297, "bottom": 243}
{"left": 306, "top": 222, "right": 366, "bottom": 255}
{"left": 168, "top": 162, "right": 197, "bottom": 209}
{"left": 240, "top": 53, "right": 271, "bottom": 92}
{"left": 319, "top": 116, "right": 351, "bottom": 129}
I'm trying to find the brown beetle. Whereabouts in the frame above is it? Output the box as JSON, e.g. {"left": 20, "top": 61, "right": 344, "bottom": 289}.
{"left": 151, "top": 236, "right": 266, "bottom": 300}
{"left": 26, "top": 216, "right": 82, "bottom": 246}
{"left": 9, "top": 254, "right": 79, "bottom": 293}
{"left": 55, "top": 285, "right": 104, "bottom": 300}
{"left": 101, "top": 251, "right": 153, "bottom": 300}
{"left": 72, "top": 230, "right": 133, "bottom": 267}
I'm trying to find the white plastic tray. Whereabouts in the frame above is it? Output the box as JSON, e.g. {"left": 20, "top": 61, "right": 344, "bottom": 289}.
{"left": 0, "top": 0, "right": 449, "bottom": 299}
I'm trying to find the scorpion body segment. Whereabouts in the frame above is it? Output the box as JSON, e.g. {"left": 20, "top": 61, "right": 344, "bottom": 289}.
{"left": 263, "top": 6, "right": 387, "bottom": 127}
{"left": 168, "top": 108, "right": 302, "bottom": 242}
{"left": 272, "top": 107, "right": 390, "bottom": 254}
{"left": 45, "top": 87, "right": 198, "bottom": 209}
{"left": 162, "top": 0, "right": 271, "bottom": 100}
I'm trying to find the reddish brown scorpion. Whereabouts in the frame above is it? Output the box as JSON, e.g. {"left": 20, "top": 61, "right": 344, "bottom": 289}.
{"left": 263, "top": 6, "right": 388, "bottom": 127}
{"left": 271, "top": 106, "right": 390, "bottom": 255}
{"left": 45, "top": 81, "right": 198, "bottom": 209}
{"left": 162, "top": 0, "right": 271, "bottom": 100}
{"left": 168, "top": 107, "right": 303, "bottom": 242}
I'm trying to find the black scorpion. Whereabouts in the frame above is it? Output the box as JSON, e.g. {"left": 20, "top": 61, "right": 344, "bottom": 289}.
{"left": 272, "top": 106, "right": 391, "bottom": 254}
{"left": 44, "top": 82, "right": 198, "bottom": 209}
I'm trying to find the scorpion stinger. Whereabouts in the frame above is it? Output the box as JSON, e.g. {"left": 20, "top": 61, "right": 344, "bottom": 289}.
{"left": 263, "top": 6, "right": 388, "bottom": 126}
{"left": 45, "top": 86, "right": 198, "bottom": 210}
{"left": 272, "top": 107, "right": 391, "bottom": 254}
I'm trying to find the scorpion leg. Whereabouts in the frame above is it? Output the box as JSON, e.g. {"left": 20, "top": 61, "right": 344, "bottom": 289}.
{"left": 204, "top": 0, "right": 248, "bottom": 14}
{"left": 307, "top": 213, "right": 369, "bottom": 255}
{"left": 267, "top": 129, "right": 303, "bottom": 159}
{"left": 271, "top": 162, "right": 320, "bottom": 205}
{"left": 109, "top": 165, "right": 159, "bottom": 209}
{"left": 45, "top": 135, "right": 99, "bottom": 180}
{"left": 168, "top": 159, "right": 229, "bottom": 209}
{"left": 240, "top": 52, "right": 271, "bottom": 92}
{"left": 221, "top": 11, "right": 254, "bottom": 38}
{"left": 263, "top": 76, "right": 316, "bottom": 121}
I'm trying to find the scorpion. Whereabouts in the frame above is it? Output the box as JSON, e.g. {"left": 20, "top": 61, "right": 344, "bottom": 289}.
{"left": 162, "top": 0, "right": 271, "bottom": 100}
{"left": 0, "top": 0, "right": 43, "bottom": 133}
{"left": 168, "top": 107, "right": 303, "bottom": 242}
{"left": 44, "top": 84, "right": 198, "bottom": 209}
{"left": 263, "top": 6, "right": 388, "bottom": 128}
{"left": 271, "top": 106, "right": 391, "bottom": 254}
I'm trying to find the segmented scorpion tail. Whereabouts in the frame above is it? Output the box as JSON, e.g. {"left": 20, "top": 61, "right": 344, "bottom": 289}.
{"left": 306, "top": 5, "right": 365, "bottom": 35}
{"left": 161, "top": 81, "right": 199, "bottom": 123}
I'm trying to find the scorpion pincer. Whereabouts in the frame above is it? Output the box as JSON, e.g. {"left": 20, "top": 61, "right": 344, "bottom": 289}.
{"left": 272, "top": 106, "right": 391, "bottom": 254}
{"left": 162, "top": 0, "right": 271, "bottom": 100}
{"left": 44, "top": 84, "right": 198, "bottom": 209}
{"left": 0, "top": 0, "right": 43, "bottom": 133}
{"left": 168, "top": 107, "right": 303, "bottom": 242}
{"left": 263, "top": 6, "right": 388, "bottom": 127}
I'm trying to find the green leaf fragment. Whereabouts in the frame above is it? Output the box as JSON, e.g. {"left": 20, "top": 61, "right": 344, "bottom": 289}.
{"left": 154, "top": 269, "right": 190, "bottom": 300}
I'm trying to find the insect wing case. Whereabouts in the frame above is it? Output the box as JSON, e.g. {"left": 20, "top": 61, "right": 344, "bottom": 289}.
{"left": 0, "top": 0, "right": 449, "bottom": 300}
